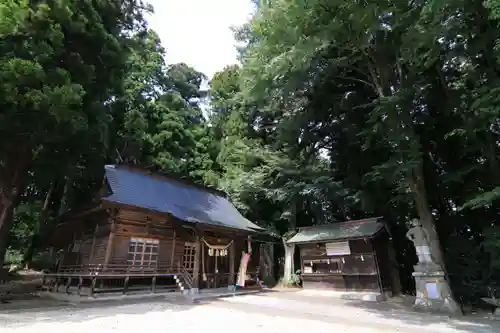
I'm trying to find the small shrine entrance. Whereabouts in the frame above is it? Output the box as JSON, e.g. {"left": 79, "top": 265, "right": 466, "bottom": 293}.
{"left": 199, "top": 237, "right": 234, "bottom": 289}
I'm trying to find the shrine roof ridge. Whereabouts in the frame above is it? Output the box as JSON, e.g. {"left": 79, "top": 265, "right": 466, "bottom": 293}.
{"left": 102, "top": 164, "right": 264, "bottom": 233}
{"left": 287, "top": 217, "right": 385, "bottom": 244}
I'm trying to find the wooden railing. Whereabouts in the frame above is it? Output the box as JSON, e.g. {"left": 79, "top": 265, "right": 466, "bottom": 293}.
{"left": 179, "top": 266, "right": 194, "bottom": 289}
{"left": 48, "top": 264, "right": 178, "bottom": 277}
{"left": 43, "top": 264, "right": 196, "bottom": 296}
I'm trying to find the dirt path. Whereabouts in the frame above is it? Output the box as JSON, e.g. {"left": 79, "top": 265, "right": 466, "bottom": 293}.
{"left": 0, "top": 292, "right": 498, "bottom": 333}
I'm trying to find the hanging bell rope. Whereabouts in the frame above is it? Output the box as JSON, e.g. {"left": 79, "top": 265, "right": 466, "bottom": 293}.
{"left": 202, "top": 238, "right": 233, "bottom": 257}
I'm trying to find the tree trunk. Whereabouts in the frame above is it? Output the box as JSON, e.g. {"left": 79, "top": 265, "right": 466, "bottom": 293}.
{"left": 0, "top": 153, "right": 29, "bottom": 268}
{"left": 283, "top": 199, "right": 298, "bottom": 283}
{"left": 22, "top": 236, "right": 37, "bottom": 269}
{"left": 58, "top": 175, "right": 72, "bottom": 216}
{"left": 283, "top": 238, "right": 295, "bottom": 283}
{"left": 23, "top": 182, "right": 55, "bottom": 268}
{"left": 412, "top": 158, "right": 444, "bottom": 265}
{"left": 0, "top": 200, "right": 15, "bottom": 267}
{"left": 387, "top": 242, "right": 402, "bottom": 296}
{"left": 412, "top": 157, "right": 461, "bottom": 313}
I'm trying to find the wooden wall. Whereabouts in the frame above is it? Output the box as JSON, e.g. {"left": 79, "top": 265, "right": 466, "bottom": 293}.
{"left": 109, "top": 209, "right": 193, "bottom": 268}
{"left": 92, "top": 237, "right": 108, "bottom": 264}
{"left": 57, "top": 206, "right": 267, "bottom": 291}
{"left": 58, "top": 210, "right": 111, "bottom": 267}
{"left": 299, "top": 237, "right": 386, "bottom": 293}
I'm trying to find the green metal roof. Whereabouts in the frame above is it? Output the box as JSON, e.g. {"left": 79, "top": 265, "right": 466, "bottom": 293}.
{"left": 286, "top": 217, "right": 384, "bottom": 244}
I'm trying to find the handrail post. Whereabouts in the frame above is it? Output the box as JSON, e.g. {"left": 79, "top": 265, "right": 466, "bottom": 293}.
{"left": 77, "top": 276, "right": 83, "bottom": 296}
{"left": 90, "top": 277, "right": 97, "bottom": 297}
{"left": 123, "top": 276, "right": 129, "bottom": 295}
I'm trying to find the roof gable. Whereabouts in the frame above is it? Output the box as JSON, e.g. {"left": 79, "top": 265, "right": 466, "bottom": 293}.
{"left": 286, "top": 217, "right": 384, "bottom": 244}
{"left": 102, "top": 165, "right": 263, "bottom": 232}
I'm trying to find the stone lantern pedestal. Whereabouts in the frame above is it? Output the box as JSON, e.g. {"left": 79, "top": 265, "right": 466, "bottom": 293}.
{"left": 406, "top": 218, "right": 461, "bottom": 315}
{"left": 412, "top": 263, "right": 460, "bottom": 314}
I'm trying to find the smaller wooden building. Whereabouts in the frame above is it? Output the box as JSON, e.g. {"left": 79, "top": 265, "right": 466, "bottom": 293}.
{"left": 287, "top": 217, "right": 400, "bottom": 297}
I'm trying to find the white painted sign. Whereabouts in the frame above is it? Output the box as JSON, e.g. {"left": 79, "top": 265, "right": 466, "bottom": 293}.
{"left": 326, "top": 241, "right": 351, "bottom": 256}
{"left": 425, "top": 282, "right": 440, "bottom": 300}
{"left": 130, "top": 237, "right": 159, "bottom": 244}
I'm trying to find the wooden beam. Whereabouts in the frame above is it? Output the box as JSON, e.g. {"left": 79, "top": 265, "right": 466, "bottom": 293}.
{"left": 58, "top": 205, "right": 105, "bottom": 223}
{"left": 192, "top": 234, "right": 201, "bottom": 289}
{"left": 170, "top": 229, "right": 176, "bottom": 268}
{"left": 371, "top": 239, "right": 384, "bottom": 295}
{"left": 103, "top": 220, "right": 116, "bottom": 268}
{"left": 114, "top": 231, "right": 164, "bottom": 239}
{"left": 229, "top": 240, "right": 235, "bottom": 285}
{"left": 114, "top": 219, "right": 172, "bottom": 229}
{"left": 89, "top": 224, "right": 99, "bottom": 263}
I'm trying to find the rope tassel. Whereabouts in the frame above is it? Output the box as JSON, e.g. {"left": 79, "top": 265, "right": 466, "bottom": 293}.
{"left": 202, "top": 238, "right": 233, "bottom": 256}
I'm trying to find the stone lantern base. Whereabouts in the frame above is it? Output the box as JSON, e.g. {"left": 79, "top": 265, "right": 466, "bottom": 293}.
{"left": 412, "top": 263, "right": 460, "bottom": 315}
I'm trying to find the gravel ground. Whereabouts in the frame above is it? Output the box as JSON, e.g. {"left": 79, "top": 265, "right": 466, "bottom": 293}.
{"left": 0, "top": 291, "right": 498, "bottom": 333}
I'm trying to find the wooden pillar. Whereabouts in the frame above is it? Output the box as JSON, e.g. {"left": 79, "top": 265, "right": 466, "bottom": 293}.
{"left": 65, "top": 277, "right": 72, "bottom": 294}
{"left": 89, "top": 224, "right": 99, "bottom": 263}
{"left": 103, "top": 220, "right": 116, "bottom": 269}
{"left": 123, "top": 276, "right": 129, "bottom": 295}
{"left": 192, "top": 235, "right": 201, "bottom": 290}
{"left": 371, "top": 240, "right": 384, "bottom": 295}
{"left": 170, "top": 229, "right": 176, "bottom": 270}
{"left": 55, "top": 278, "right": 60, "bottom": 292}
{"left": 90, "top": 277, "right": 97, "bottom": 297}
{"left": 77, "top": 277, "right": 83, "bottom": 296}
{"left": 229, "top": 241, "right": 235, "bottom": 285}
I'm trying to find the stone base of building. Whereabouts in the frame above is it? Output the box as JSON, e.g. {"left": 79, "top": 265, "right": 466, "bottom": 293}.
{"left": 186, "top": 288, "right": 199, "bottom": 295}
{"left": 412, "top": 263, "right": 460, "bottom": 315}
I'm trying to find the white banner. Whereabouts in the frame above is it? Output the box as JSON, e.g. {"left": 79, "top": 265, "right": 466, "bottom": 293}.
{"left": 325, "top": 241, "right": 350, "bottom": 256}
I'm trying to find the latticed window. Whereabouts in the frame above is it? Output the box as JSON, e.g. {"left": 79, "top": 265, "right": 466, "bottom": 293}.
{"left": 183, "top": 242, "right": 196, "bottom": 272}
{"left": 127, "top": 238, "right": 159, "bottom": 267}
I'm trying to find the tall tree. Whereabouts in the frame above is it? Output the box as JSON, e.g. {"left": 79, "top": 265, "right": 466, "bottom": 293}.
{"left": 0, "top": 0, "right": 149, "bottom": 266}
{"left": 235, "top": 0, "right": 470, "bottom": 303}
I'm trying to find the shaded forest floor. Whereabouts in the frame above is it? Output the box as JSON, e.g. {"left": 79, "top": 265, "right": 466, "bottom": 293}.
{"left": 0, "top": 268, "right": 45, "bottom": 303}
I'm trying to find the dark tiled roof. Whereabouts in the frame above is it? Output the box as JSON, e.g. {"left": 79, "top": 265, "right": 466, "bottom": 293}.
{"left": 286, "top": 217, "right": 384, "bottom": 244}
{"left": 102, "top": 165, "right": 263, "bottom": 232}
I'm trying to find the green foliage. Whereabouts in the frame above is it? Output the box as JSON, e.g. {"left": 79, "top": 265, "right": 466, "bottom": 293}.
{"left": 278, "top": 269, "right": 302, "bottom": 288}
{"left": 215, "top": 0, "right": 500, "bottom": 303}
{"left": 8, "top": 202, "right": 44, "bottom": 251}
{"left": 0, "top": 0, "right": 220, "bottom": 268}
{"left": 116, "top": 31, "right": 216, "bottom": 184}
{"left": 4, "top": 250, "right": 22, "bottom": 266}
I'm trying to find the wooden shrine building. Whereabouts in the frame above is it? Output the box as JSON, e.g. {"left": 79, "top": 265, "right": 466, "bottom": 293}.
{"left": 44, "top": 164, "right": 273, "bottom": 296}
{"left": 287, "top": 217, "right": 401, "bottom": 300}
